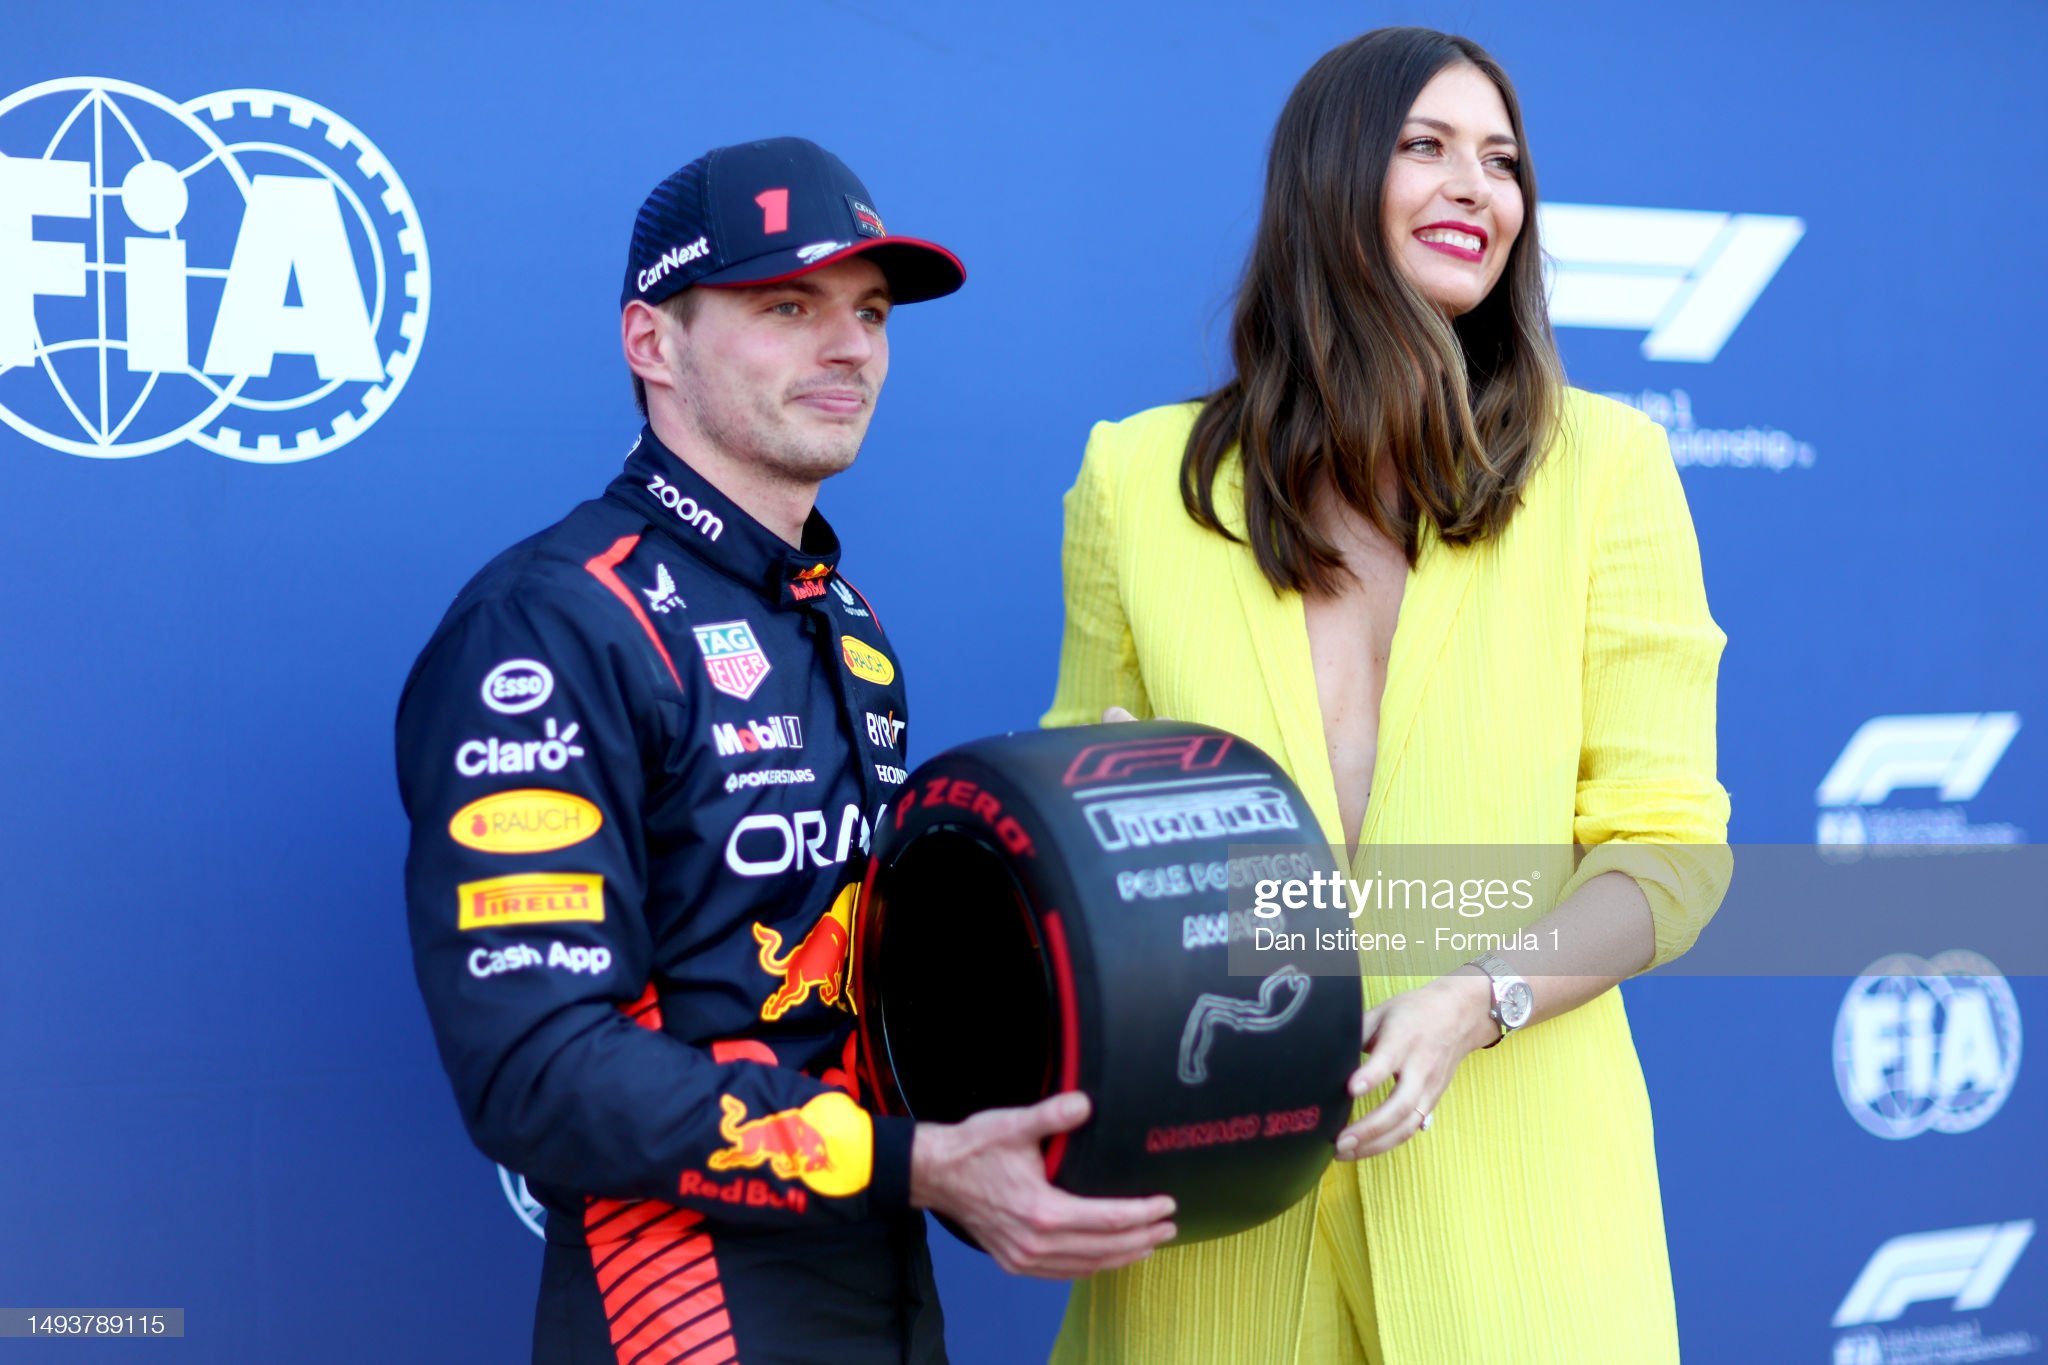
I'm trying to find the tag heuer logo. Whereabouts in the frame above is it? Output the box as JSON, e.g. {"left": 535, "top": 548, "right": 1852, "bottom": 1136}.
{"left": 693, "top": 619, "right": 771, "bottom": 701}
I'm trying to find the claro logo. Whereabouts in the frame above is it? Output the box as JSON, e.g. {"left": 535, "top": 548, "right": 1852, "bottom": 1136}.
{"left": 456, "top": 719, "right": 584, "bottom": 777}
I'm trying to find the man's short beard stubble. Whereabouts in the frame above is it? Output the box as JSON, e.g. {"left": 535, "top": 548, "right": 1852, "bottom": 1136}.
{"left": 676, "top": 347, "right": 869, "bottom": 487}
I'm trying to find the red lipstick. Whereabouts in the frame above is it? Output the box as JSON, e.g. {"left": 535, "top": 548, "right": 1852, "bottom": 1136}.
{"left": 1414, "top": 220, "right": 1487, "bottom": 262}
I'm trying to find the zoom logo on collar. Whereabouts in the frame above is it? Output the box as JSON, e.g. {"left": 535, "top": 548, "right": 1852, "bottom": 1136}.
{"left": 647, "top": 474, "right": 724, "bottom": 541}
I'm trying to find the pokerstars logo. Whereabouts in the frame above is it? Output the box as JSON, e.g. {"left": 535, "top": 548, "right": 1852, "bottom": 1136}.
{"left": 0, "top": 79, "right": 429, "bottom": 461}
{"left": 1817, "top": 713, "right": 2025, "bottom": 851}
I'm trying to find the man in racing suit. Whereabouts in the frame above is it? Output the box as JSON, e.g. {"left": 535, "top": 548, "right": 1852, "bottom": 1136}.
{"left": 396, "top": 138, "right": 1175, "bottom": 1365}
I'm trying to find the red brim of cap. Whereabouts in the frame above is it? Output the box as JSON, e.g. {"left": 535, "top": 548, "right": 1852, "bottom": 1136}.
{"left": 694, "top": 236, "right": 966, "bottom": 304}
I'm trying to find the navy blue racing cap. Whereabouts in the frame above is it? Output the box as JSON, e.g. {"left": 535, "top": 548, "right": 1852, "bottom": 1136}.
{"left": 623, "top": 137, "right": 965, "bottom": 309}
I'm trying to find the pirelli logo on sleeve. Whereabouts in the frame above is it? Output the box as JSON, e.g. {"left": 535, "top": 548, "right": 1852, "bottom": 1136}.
{"left": 457, "top": 872, "right": 605, "bottom": 931}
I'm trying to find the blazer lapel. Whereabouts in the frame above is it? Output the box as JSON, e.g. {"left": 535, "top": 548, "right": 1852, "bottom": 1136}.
{"left": 1358, "top": 521, "right": 1479, "bottom": 847}
{"left": 1216, "top": 471, "right": 1345, "bottom": 846}
{"left": 1212, "top": 471, "right": 1482, "bottom": 852}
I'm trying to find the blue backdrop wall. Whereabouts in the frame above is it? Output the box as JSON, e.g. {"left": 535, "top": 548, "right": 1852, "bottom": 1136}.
{"left": 3, "top": 3, "right": 2041, "bottom": 1361}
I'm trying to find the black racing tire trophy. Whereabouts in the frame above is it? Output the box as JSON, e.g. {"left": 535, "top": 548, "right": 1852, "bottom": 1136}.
{"left": 855, "top": 721, "right": 1360, "bottom": 1246}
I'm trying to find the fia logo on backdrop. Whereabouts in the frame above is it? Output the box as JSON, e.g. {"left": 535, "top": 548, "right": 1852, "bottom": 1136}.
{"left": 0, "top": 78, "right": 428, "bottom": 462}
{"left": 1833, "top": 951, "right": 2022, "bottom": 1141}
{"left": 1540, "top": 201, "right": 1817, "bottom": 474}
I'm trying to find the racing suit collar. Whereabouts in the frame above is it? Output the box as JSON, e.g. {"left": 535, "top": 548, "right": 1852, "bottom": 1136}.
{"left": 611, "top": 426, "right": 844, "bottom": 607}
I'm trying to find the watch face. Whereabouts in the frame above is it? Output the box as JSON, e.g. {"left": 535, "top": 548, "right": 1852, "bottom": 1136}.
{"left": 1501, "top": 981, "right": 1535, "bottom": 1029}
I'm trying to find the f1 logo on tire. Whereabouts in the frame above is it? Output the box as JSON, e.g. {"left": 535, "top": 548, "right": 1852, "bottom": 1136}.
{"left": 1063, "top": 734, "right": 1234, "bottom": 787}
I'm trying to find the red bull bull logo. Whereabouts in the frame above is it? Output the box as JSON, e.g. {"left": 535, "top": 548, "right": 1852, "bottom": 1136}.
{"left": 753, "top": 883, "right": 857, "bottom": 1021}
{"left": 707, "top": 1091, "right": 872, "bottom": 1197}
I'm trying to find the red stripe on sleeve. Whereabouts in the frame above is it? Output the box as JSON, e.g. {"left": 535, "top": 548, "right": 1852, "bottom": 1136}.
{"left": 584, "top": 534, "right": 683, "bottom": 689}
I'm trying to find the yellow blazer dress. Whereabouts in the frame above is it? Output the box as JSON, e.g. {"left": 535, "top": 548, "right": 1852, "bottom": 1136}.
{"left": 1041, "top": 390, "right": 1732, "bottom": 1364}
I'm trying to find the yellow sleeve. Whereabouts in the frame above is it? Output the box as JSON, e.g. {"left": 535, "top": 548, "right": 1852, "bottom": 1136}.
{"left": 1042, "top": 422, "right": 1154, "bottom": 729}
{"left": 1557, "top": 412, "right": 1733, "bottom": 968}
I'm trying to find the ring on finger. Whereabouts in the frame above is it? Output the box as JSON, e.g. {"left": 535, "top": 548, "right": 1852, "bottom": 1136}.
{"left": 1414, "top": 1107, "right": 1434, "bottom": 1132}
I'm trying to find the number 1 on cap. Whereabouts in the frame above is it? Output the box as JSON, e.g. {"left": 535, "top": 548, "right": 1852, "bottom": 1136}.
{"left": 756, "top": 188, "right": 790, "bottom": 235}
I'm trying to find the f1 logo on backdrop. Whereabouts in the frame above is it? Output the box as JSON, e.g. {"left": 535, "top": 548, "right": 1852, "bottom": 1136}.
{"left": 1834, "top": 1221, "right": 2035, "bottom": 1326}
{"left": 0, "top": 78, "right": 429, "bottom": 462}
{"left": 1819, "top": 714, "right": 2021, "bottom": 807}
{"left": 1834, "top": 951, "right": 2023, "bottom": 1140}
{"left": 1816, "top": 713, "right": 2025, "bottom": 847}
{"left": 1539, "top": 203, "right": 1802, "bottom": 362}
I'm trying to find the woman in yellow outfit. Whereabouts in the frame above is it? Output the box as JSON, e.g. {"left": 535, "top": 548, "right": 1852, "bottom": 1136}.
{"left": 1042, "top": 27, "right": 1731, "bottom": 1365}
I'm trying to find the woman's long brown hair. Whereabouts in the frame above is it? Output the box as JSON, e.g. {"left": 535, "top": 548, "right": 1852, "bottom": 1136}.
{"left": 1181, "top": 27, "right": 1564, "bottom": 594}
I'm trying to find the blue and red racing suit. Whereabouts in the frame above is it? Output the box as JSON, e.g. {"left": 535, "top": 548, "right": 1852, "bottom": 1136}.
{"left": 396, "top": 427, "right": 939, "bottom": 1364}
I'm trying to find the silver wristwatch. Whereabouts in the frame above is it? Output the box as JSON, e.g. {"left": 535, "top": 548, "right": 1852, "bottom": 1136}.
{"left": 1468, "top": 951, "right": 1533, "bottom": 1047}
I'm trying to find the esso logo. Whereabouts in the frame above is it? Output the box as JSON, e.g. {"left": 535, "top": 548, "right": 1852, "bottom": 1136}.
{"left": 481, "top": 659, "right": 554, "bottom": 715}
{"left": 1833, "top": 950, "right": 2023, "bottom": 1140}
{"left": 0, "top": 79, "right": 429, "bottom": 462}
